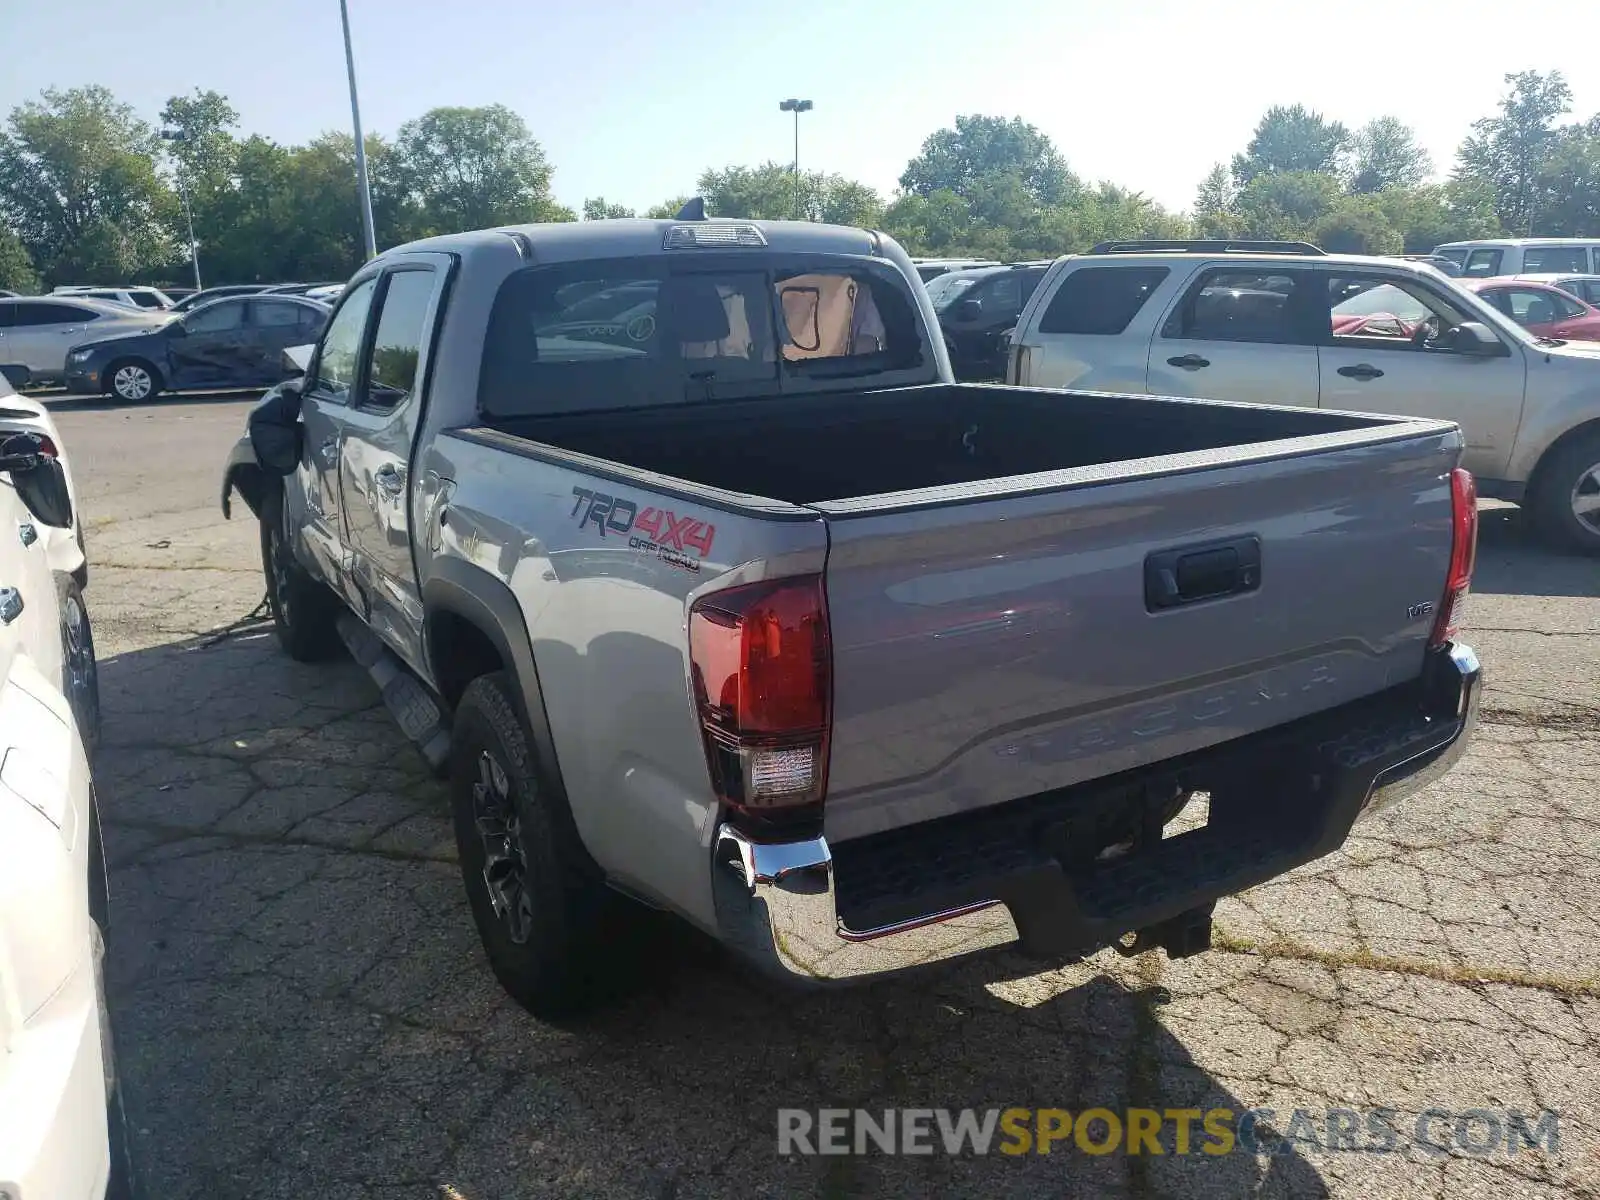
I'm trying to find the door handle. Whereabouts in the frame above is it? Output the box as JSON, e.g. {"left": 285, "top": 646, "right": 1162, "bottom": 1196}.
{"left": 1166, "top": 354, "right": 1210, "bottom": 370}
{"left": 317, "top": 437, "right": 339, "bottom": 466}
{"left": 373, "top": 463, "right": 406, "bottom": 497}
{"left": 0, "top": 587, "right": 21, "bottom": 624}
{"left": 1336, "top": 364, "right": 1384, "bottom": 381}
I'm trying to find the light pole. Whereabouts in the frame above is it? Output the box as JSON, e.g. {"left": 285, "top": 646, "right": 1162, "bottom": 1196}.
{"left": 339, "top": 0, "right": 378, "bottom": 260}
{"left": 778, "top": 98, "right": 813, "bottom": 219}
{"left": 159, "top": 129, "right": 203, "bottom": 292}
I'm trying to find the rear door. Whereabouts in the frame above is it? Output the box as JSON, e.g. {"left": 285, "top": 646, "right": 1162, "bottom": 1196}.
{"left": 169, "top": 298, "right": 251, "bottom": 387}
{"left": 1315, "top": 269, "right": 1526, "bottom": 479}
{"left": 6, "top": 302, "right": 100, "bottom": 378}
{"left": 1014, "top": 262, "right": 1172, "bottom": 391}
{"left": 816, "top": 427, "right": 1460, "bottom": 842}
{"left": 292, "top": 276, "right": 378, "bottom": 599}
{"left": 1145, "top": 265, "right": 1322, "bottom": 405}
{"left": 335, "top": 259, "right": 447, "bottom": 670}
{"left": 247, "top": 298, "right": 325, "bottom": 385}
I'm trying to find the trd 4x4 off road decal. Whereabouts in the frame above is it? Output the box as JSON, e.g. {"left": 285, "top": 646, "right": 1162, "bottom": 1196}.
{"left": 569, "top": 487, "right": 716, "bottom": 573}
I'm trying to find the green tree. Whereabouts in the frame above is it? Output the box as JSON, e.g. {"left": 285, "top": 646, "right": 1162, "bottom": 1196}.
{"left": 0, "top": 86, "right": 175, "bottom": 284}
{"left": 582, "top": 197, "right": 635, "bottom": 220}
{"left": 644, "top": 196, "right": 692, "bottom": 219}
{"left": 1232, "top": 104, "right": 1349, "bottom": 185}
{"left": 1370, "top": 183, "right": 1500, "bottom": 252}
{"left": 1192, "top": 163, "right": 1240, "bottom": 237}
{"left": 1313, "top": 195, "right": 1403, "bottom": 255}
{"left": 1233, "top": 170, "right": 1342, "bottom": 240}
{"left": 1533, "top": 122, "right": 1600, "bottom": 236}
{"left": 1348, "top": 117, "right": 1431, "bottom": 193}
{"left": 900, "top": 115, "right": 1077, "bottom": 206}
{"left": 393, "top": 105, "right": 564, "bottom": 234}
{"left": 0, "top": 224, "right": 39, "bottom": 292}
{"left": 698, "top": 163, "right": 882, "bottom": 224}
{"left": 1454, "top": 70, "right": 1572, "bottom": 235}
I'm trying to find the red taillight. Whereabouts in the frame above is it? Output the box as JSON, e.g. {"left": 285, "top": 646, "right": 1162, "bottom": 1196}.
{"left": 1430, "top": 467, "right": 1477, "bottom": 648}
{"left": 688, "top": 575, "right": 831, "bottom": 822}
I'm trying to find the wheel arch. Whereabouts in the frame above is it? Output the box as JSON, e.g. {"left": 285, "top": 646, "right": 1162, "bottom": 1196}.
{"left": 1526, "top": 416, "right": 1600, "bottom": 503}
{"left": 422, "top": 559, "right": 596, "bottom": 870}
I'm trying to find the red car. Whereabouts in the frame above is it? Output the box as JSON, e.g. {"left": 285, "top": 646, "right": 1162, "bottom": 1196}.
{"left": 1463, "top": 277, "right": 1600, "bottom": 341}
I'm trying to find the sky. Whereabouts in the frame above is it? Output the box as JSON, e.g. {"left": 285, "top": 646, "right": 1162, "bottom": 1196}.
{"left": 4, "top": 0, "right": 1600, "bottom": 218}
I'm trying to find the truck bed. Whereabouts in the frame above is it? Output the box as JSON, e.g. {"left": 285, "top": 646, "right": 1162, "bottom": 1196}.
{"left": 483, "top": 383, "right": 1392, "bottom": 507}
{"left": 474, "top": 384, "right": 1461, "bottom": 844}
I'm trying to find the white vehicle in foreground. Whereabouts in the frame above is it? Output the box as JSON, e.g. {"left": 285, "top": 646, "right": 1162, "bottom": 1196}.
{"left": 0, "top": 374, "right": 132, "bottom": 1199}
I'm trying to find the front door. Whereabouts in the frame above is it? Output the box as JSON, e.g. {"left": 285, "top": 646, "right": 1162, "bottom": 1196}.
{"left": 169, "top": 298, "right": 252, "bottom": 388}
{"left": 292, "top": 277, "right": 378, "bottom": 601}
{"left": 1316, "top": 271, "right": 1527, "bottom": 480}
{"left": 1146, "top": 266, "right": 1322, "bottom": 406}
{"left": 335, "top": 261, "right": 445, "bottom": 671}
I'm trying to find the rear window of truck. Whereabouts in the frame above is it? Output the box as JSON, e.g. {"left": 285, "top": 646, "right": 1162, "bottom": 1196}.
{"left": 478, "top": 258, "right": 928, "bottom": 417}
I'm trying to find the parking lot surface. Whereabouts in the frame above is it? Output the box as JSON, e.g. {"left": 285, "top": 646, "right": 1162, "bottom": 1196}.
{"left": 48, "top": 390, "right": 1600, "bottom": 1198}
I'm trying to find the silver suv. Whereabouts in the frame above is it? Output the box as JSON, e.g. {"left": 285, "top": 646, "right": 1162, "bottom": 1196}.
{"left": 0, "top": 297, "right": 169, "bottom": 388}
{"left": 1010, "top": 239, "right": 1600, "bottom": 553}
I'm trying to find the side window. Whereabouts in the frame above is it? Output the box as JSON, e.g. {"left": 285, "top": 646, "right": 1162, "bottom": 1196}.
{"left": 251, "top": 300, "right": 305, "bottom": 328}
{"left": 983, "top": 275, "right": 1023, "bottom": 313}
{"left": 312, "top": 278, "right": 378, "bottom": 401}
{"left": 1038, "top": 266, "right": 1169, "bottom": 335}
{"left": 1462, "top": 249, "right": 1503, "bottom": 278}
{"left": 1161, "top": 270, "right": 1310, "bottom": 345}
{"left": 185, "top": 300, "right": 247, "bottom": 334}
{"left": 1522, "top": 247, "right": 1589, "bottom": 274}
{"left": 1325, "top": 275, "right": 1474, "bottom": 351}
{"left": 359, "top": 270, "right": 436, "bottom": 411}
{"left": 13, "top": 302, "right": 98, "bottom": 327}
{"left": 1553, "top": 291, "right": 1587, "bottom": 319}
{"left": 0, "top": 302, "right": 13, "bottom": 328}
{"left": 1580, "top": 281, "right": 1600, "bottom": 307}
{"left": 1501, "top": 288, "right": 1566, "bottom": 325}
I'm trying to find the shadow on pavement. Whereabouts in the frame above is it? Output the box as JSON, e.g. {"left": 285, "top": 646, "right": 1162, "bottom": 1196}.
{"left": 92, "top": 625, "right": 1335, "bottom": 1199}
{"left": 1472, "top": 503, "right": 1598, "bottom": 597}
{"left": 35, "top": 388, "right": 264, "bottom": 414}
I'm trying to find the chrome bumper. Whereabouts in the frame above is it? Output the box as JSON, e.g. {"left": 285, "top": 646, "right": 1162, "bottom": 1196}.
{"left": 712, "top": 642, "right": 1482, "bottom": 985}
{"left": 712, "top": 826, "right": 1020, "bottom": 982}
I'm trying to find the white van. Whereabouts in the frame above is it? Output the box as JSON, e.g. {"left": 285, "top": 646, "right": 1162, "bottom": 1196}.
{"left": 1433, "top": 239, "right": 1600, "bottom": 279}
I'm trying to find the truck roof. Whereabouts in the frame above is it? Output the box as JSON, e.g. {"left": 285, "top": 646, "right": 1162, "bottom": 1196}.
{"left": 383, "top": 217, "right": 888, "bottom": 267}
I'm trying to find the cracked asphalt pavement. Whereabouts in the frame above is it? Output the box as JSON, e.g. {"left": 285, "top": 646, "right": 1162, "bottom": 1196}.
{"left": 44, "top": 392, "right": 1600, "bottom": 1199}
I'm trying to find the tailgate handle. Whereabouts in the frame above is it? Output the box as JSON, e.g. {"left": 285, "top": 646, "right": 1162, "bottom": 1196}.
{"left": 1145, "top": 537, "right": 1261, "bottom": 611}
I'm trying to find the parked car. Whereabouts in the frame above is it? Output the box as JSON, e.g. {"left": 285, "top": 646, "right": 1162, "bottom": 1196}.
{"left": 222, "top": 215, "right": 1480, "bottom": 1017}
{"left": 0, "top": 296, "right": 170, "bottom": 389}
{"left": 1007, "top": 239, "right": 1600, "bottom": 553}
{"left": 910, "top": 257, "right": 1002, "bottom": 282}
{"left": 0, "top": 370, "right": 132, "bottom": 1199}
{"left": 169, "top": 285, "right": 271, "bottom": 314}
{"left": 65, "top": 295, "right": 330, "bottom": 401}
{"left": 1493, "top": 272, "right": 1600, "bottom": 308}
{"left": 303, "top": 284, "right": 344, "bottom": 303}
{"left": 1396, "top": 253, "right": 1463, "bottom": 277}
{"left": 52, "top": 286, "right": 173, "bottom": 312}
{"left": 1461, "top": 278, "right": 1600, "bottom": 342}
{"left": 927, "top": 263, "right": 1052, "bottom": 379}
{"left": 260, "top": 282, "right": 344, "bottom": 296}
{"left": 1433, "top": 238, "right": 1600, "bottom": 279}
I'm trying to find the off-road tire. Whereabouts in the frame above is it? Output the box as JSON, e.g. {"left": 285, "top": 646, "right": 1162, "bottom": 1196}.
{"left": 259, "top": 487, "right": 343, "bottom": 661}
{"left": 449, "top": 671, "right": 629, "bottom": 1019}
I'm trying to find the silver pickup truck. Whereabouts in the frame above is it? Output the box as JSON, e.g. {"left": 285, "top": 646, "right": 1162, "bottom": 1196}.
{"left": 221, "top": 214, "right": 1482, "bottom": 1017}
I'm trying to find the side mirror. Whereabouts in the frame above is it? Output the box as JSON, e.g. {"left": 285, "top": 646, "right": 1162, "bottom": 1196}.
{"left": 1444, "top": 321, "right": 1510, "bottom": 357}
{"left": 282, "top": 343, "right": 314, "bottom": 377}
{"left": 955, "top": 298, "right": 982, "bottom": 321}
{"left": 0, "top": 431, "right": 56, "bottom": 475}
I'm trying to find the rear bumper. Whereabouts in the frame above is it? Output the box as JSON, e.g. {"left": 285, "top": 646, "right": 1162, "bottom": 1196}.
{"left": 713, "top": 642, "right": 1481, "bottom": 983}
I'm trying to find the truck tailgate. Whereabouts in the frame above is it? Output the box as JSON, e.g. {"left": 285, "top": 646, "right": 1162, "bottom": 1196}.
{"left": 817, "top": 428, "right": 1460, "bottom": 843}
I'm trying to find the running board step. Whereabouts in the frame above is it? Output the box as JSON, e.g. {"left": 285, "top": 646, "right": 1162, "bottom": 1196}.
{"left": 336, "top": 613, "right": 451, "bottom": 773}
